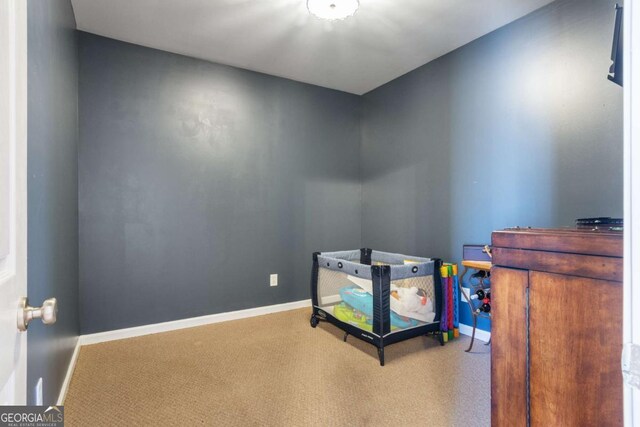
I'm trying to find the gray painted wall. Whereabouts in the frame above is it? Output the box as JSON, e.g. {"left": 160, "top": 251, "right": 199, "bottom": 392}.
{"left": 77, "top": 0, "right": 622, "bottom": 336}
{"left": 362, "top": 0, "right": 622, "bottom": 263}
{"left": 361, "top": 0, "right": 623, "bottom": 330}
{"left": 78, "top": 33, "right": 362, "bottom": 334}
{"left": 27, "top": 0, "right": 79, "bottom": 405}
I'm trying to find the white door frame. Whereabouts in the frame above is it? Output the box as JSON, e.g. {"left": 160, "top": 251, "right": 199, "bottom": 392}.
{"left": 624, "top": 0, "right": 640, "bottom": 425}
{"left": 0, "top": 0, "right": 27, "bottom": 405}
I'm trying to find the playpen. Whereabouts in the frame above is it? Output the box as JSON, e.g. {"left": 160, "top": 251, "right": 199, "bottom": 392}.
{"left": 310, "top": 248, "right": 444, "bottom": 365}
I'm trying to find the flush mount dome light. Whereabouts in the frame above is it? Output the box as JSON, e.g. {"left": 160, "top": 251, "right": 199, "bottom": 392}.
{"left": 307, "top": 0, "right": 359, "bottom": 21}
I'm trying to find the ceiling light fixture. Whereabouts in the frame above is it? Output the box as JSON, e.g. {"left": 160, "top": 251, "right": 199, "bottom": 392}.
{"left": 307, "top": 0, "right": 359, "bottom": 21}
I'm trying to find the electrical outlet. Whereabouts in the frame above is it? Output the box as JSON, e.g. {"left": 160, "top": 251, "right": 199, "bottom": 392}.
{"left": 270, "top": 274, "right": 278, "bottom": 287}
{"left": 35, "top": 378, "right": 43, "bottom": 406}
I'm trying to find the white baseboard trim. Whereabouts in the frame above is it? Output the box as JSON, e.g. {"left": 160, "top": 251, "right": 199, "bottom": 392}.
{"left": 79, "top": 299, "right": 312, "bottom": 346}
{"left": 320, "top": 294, "right": 341, "bottom": 306}
{"left": 458, "top": 323, "right": 491, "bottom": 343}
{"left": 57, "top": 337, "right": 81, "bottom": 406}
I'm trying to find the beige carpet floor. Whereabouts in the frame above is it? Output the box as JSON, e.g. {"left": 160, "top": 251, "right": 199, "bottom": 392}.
{"left": 65, "top": 308, "right": 490, "bottom": 426}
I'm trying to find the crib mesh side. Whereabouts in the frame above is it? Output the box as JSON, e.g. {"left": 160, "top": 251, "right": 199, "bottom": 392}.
{"left": 393, "top": 275, "right": 436, "bottom": 304}
{"left": 316, "top": 265, "right": 378, "bottom": 333}
{"left": 315, "top": 263, "right": 439, "bottom": 333}
{"left": 317, "top": 267, "right": 354, "bottom": 307}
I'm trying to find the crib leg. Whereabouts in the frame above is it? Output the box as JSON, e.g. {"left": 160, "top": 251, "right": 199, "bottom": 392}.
{"left": 377, "top": 347, "right": 385, "bottom": 366}
{"left": 343, "top": 331, "right": 348, "bottom": 342}
{"left": 310, "top": 314, "right": 319, "bottom": 328}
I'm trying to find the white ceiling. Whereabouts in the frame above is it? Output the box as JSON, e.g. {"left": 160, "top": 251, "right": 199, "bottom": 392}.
{"left": 71, "top": 0, "right": 554, "bottom": 95}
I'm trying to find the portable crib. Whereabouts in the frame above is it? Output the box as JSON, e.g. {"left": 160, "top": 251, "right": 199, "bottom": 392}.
{"left": 310, "top": 248, "right": 444, "bottom": 366}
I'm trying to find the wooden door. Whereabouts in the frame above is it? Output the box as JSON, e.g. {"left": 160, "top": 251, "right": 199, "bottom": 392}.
{"left": 529, "top": 271, "right": 623, "bottom": 426}
{"left": 0, "top": 0, "right": 28, "bottom": 405}
{"left": 491, "top": 267, "right": 528, "bottom": 427}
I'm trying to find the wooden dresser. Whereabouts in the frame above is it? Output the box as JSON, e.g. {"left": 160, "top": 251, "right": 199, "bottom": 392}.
{"left": 491, "top": 228, "right": 623, "bottom": 427}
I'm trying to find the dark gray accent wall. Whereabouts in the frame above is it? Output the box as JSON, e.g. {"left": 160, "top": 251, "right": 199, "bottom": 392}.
{"left": 78, "top": 33, "right": 362, "bottom": 334}
{"left": 27, "top": 0, "right": 79, "bottom": 405}
{"left": 362, "top": 0, "right": 622, "bottom": 261}
{"left": 361, "top": 0, "right": 623, "bottom": 331}
{"left": 77, "top": 0, "right": 622, "bottom": 336}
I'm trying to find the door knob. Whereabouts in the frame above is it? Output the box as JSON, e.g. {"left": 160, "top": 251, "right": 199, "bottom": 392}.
{"left": 17, "top": 297, "right": 57, "bottom": 331}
